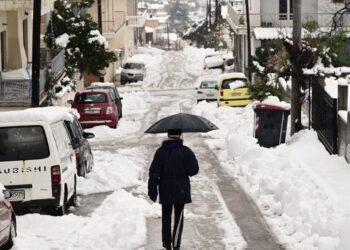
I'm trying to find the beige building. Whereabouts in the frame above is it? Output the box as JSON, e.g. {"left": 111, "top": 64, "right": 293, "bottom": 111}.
{"left": 0, "top": 0, "right": 54, "bottom": 71}
{"left": 0, "top": 0, "right": 65, "bottom": 108}
{"left": 85, "top": 0, "right": 146, "bottom": 85}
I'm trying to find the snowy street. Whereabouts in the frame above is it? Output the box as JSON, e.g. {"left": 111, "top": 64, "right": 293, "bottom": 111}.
{"left": 10, "top": 46, "right": 350, "bottom": 250}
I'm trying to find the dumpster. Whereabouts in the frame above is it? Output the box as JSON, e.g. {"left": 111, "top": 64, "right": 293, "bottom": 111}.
{"left": 253, "top": 103, "right": 290, "bottom": 147}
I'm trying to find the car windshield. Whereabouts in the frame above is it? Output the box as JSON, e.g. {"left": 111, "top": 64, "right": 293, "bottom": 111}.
{"left": 123, "top": 63, "right": 143, "bottom": 70}
{"left": 200, "top": 81, "right": 218, "bottom": 89}
{"left": 222, "top": 78, "right": 248, "bottom": 90}
{"left": 77, "top": 93, "right": 107, "bottom": 103}
{"left": 0, "top": 126, "right": 50, "bottom": 161}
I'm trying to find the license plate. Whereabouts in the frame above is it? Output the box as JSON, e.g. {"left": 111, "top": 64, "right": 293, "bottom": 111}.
{"left": 85, "top": 109, "right": 100, "bottom": 114}
{"left": 8, "top": 190, "right": 25, "bottom": 201}
{"left": 206, "top": 94, "right": 215, "bottom": 97}
{"left": 231, "top": 93, "right": 241, "bottom": 97}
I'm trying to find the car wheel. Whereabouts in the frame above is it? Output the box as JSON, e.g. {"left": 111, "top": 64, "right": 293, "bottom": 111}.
{"left": 121, "top": 79, "right": 126, "bottom": 85}
{"left": 68, "top": 177, "right": 77, "bottom": 207}
{"left": 3, "top": 219, "right": 15, "bottom": 250}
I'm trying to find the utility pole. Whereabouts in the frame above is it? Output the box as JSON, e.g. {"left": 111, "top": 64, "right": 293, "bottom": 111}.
{"left": 208, "top": 0, "right": 211, "bottom": 29}
{"left": 32, "top": 0, "right": 41, "bottom": 107}
{"left": 291, "top": 0, "right": 302, "bottom": 135}
{"left": 97, "top": 0, "right": 102, "bottom": 33}
{"left": 244, "top": 0, "right": 252, "bottom": 81}
{"left": 97, "top": 0, "right": 104, "bottom": 82}
{"left": 166, "top": 22, "right": 170, "bottom": 50}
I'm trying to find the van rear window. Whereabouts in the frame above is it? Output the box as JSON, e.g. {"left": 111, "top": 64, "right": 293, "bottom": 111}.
{"left": 0, "top": 126, "right": 50, "bottom": 162}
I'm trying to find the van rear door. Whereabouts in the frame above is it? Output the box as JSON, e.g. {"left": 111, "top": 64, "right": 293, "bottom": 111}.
{"left": 0, "top": 125, "right": 53, "bottom": 202}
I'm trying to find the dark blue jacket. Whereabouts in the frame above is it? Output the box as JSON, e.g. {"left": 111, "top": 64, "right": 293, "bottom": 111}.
{"left": 148, "top": 139, "right": 199, "bottom": 204}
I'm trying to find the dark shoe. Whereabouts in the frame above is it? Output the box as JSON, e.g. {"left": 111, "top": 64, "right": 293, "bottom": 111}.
{"left": 162, "top": 243, "right": 171, "bottom": 250}
{"left": 173, "top": 247, "right": 180, "bottom": 250}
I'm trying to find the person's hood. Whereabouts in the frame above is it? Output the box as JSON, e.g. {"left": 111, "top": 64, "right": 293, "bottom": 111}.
{"left": 162, "top": 139, "right": 183, "bottom": 147}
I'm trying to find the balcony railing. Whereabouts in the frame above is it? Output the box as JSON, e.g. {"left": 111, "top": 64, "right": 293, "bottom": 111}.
{"left": 127, "top": 11, "right": 147, "bottom": 27}
{"left": 0, "top": 0, "right": 54, "bottom": 10}
{"left": 0, "top": 48, "right": 65, "bottom": 106}
{"left": 102, "top": 11, "right": 125, "bottom": 36}
{"left": 226, "top": 1, "right": 350, "bottom": 30}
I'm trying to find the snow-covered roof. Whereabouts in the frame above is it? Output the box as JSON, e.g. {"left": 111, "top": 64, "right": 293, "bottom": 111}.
{"left": 218, "top": 72, "right": 247, "bottom": 82}
{"left": 254, "top": 27, "right": 339, "bottom": 40}
{"left": 254, "top": 27, "right": 293, "bottom": 40}
{"left": 0, "top": 107, "right": 77, "bottom": 124}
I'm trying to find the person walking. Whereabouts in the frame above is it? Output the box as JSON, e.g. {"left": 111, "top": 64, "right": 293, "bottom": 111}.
{"left": 148, "top": 128, "right": 199, "bottom": 250}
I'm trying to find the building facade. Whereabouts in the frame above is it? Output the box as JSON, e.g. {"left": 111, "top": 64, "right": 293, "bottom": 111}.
{"left": 226, "top": 0, "right": 350, "bottom": 74}
{"left": 85, "top": 0, "right": 146, "bottom": 84}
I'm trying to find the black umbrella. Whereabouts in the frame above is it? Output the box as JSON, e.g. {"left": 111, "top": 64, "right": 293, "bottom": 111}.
{"left": 145, "top": 113, "right": 218, "bottom": 133}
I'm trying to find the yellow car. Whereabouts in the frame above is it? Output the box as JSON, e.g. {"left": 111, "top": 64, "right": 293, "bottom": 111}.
{"left": 217, "top": 72, "right": 253, "bottom": 107}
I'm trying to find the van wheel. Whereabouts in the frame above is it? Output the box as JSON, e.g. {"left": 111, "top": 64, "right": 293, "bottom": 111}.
{"left": 3, "top": 219, "right": 15, "bottom": 250}
{"left": 56, "top": 188, "right": 68, "bottom": 216}
{"left": 68, "top": 178, "right": 77, "bottom": 207}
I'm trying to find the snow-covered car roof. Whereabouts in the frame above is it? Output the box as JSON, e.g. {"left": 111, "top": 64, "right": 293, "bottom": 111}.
{"left": 218, "top": 72, "right": 247, "bottom": 82}
{"left": 90, "top": 82, "right": 115, "bottom": 88}
{"left": 125, "top": 58, "right": 145, "bottom": 64}
{"left": 0, "top": 107, "right": 78, "bottom": 124}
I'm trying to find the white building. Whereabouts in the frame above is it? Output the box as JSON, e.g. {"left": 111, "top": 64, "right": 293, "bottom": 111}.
{"left": 226, "top": 0, "right": 350, "bottom": 74}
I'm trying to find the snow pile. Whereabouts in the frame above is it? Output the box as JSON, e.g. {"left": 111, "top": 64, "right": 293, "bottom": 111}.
{"left": 183, "top": 47, "right": 217, "bottom": 77}
{"left": 77, "top": 147, "right": 147, "bottom": 195}
{"left": 193, "top": 100, "right": 350, "bottom": 249}
{"left": 55, "top": 33, "right": 70, "bottom": 48}
{"left": 89, "top": 30, "right": 108, "bottom": 48}
{"left": 14, "top": 190, "right": 150, "bottom": 250}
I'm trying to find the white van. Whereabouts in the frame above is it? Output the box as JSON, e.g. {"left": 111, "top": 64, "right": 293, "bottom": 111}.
{"left": 0, "top": 107, "right": 78, "bottom": 215}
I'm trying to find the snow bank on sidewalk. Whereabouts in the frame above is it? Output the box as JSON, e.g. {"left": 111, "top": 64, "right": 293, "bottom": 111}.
{"left": 14, "top": 190, "right": 150, "bottom": 250}
{"left": 193, "top": 100, "right": 350, "bottom": 250}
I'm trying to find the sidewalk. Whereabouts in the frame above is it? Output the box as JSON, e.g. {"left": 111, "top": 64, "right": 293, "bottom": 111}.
{"left": 145, "top": 135, "right": 282, "bottom": 249}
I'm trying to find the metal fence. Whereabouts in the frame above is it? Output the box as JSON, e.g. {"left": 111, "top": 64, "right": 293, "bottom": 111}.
{"left": 311, "top": 76, "right": 338, "bottom": 154}
{"left": 0, "top": 48, "right": 64, "bottom": 106}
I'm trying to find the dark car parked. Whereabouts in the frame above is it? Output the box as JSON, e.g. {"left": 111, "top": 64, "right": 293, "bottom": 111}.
{"left": 65, "top": 116, "right": 95, "bottom": 177}
{"left": 0, "top": 190, "right": 16, "bottom": 250}
{"left": 86, "top": 82, "right": 123, "bottom": 118}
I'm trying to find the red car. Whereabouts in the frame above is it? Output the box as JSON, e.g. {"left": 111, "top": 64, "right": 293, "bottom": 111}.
{"left": 0, "top": 190, "right": 16, "bottom": 250}
{"left": 71, "top": 89, "right": 119, "bottom": 129}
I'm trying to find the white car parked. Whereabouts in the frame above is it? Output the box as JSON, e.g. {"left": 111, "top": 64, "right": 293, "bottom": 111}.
{"left": 196, "top": 79, "right": 219, "bottom": 103}
{"left": 0, "top": 107, "right": 78, "bottom": 215}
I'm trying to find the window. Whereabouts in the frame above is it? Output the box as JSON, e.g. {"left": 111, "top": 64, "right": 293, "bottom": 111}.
{"left": 222, "top": 79, "right": 248, "bottom": 90}
{"left": 77, "top": 93, "right": 108, "bottom": 103}
{"left": 200, "top": 81, "right": 218, "bottom": 89}
{"left": 0, "top": 126, "right": 50, "bottom": 161}
{"left": 279, "top": 0, "right": 293, "bottom": 20}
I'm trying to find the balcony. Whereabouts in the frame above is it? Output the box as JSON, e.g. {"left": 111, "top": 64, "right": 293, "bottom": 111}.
{"left": 0, "top": 48, "right": 65, "bottom": 106}
{"left": 226, "top": 1, "right": 348, "bottom": 33}
{"left": 127, "top": 11, "right": 147, "bottom": 28}
{"left": 0, "top": 0, "right": 55, "bottom": 11}
{"left": 102, "top": 11, "right": 126, "bottom": 37}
